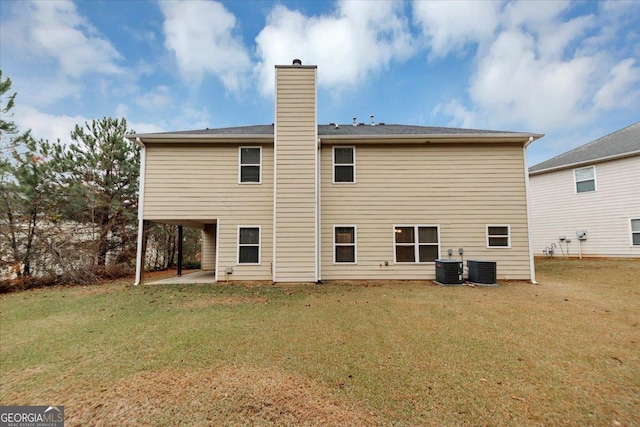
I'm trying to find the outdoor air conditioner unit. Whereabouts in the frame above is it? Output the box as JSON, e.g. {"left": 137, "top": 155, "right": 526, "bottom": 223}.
{"left": 435, "top": 260, "right": 463, "bottom": 285}
{"left": 468, "top": 260, "right": 497, "bottom": 285}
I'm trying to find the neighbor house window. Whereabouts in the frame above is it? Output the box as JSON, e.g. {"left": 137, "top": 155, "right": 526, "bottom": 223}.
{"left": 333, "top": 147, "right": 355, "bottom": 183}
{"left": 575, "top": 166, "right": 596, "bottom": 193}
{"left": 487, "top": 225, "right": 511, "bottom": 248}
{"left": 238, "top": 226, "right": 260, "bottom": 264}
{"left": 394, "top": 225, "right": 439, "bottom": 263}
{"left": 239, "top": 147, "right": 261, "bottom": 183}
{"left": 631, "top": 219, "right": 640, "bottom": 246}
{"left": 334, "top": 226, "right": 356, "bottom": 263}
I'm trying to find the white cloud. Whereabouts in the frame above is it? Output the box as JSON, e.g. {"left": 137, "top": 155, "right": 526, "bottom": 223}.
{"left": 14, "top": 105, "right": 164, "bottom": 145}
{"left": 501, "top": 0, "right": 570, "bottom": 30}
{"left": 536, "top": 15, "right": 596, "bottom": 60}
{"left": 593, "top": 58, "right": 640, "bottom": 110}
{"left": 159, "top": 0, "right": 251, "bottom": 91}
{"left": 428, "top": 1, "right": 640, "bottom": 132}
{"left": 134, "top": 86, "right": 174, "bottom": 110}
{"left": 15, "top": 105, "right": 88, "bottom": 144}
{"left": 465, "top": 30, "right": 598, "bottom": 130}
{"left": 412, "top": 0, "right": 502, "bottom": 58}
{"left": 126, "top": 120, "right": 165, "bottom": 135}
{"left": 170, "top": 107, "right": 212, "bottom": 131}
{"left": 2, "top": 0, "right": 122, "bottom": 78}
{"left": 10, "top": 74, "right": 81, "bottom": 108}
{"left": 254, "top": 0, "right": 415, "bottom": 95}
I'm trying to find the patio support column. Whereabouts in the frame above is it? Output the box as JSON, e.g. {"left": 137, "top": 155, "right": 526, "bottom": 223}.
{"left": 177, "top": 225, "right": 183, "bottom": 277}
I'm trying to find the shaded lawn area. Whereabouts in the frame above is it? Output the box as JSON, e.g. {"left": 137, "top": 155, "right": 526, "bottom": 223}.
{"left": 1, "top": 259, "right": 638, "bottom": 426}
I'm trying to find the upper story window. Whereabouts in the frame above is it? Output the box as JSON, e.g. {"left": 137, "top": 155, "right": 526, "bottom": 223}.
{"left": 487, "top": 225, "right": 511, "bottom": 248}
{"left": 333, "top": 146, "right": 355, "bottom": 183}
{"left": 575, "top": 166, "right": 596, "bottom": 193}
{"left": 239, "top": 147, "right": 261, "bottom": 184}
{"left": 394, "top": 225, "right": 439, "bottom": 263}
{"left": 631, "top": 219, "right": 640, "bottom": 246}
{"left": 334, "top": 226, "right": 356, "bottom": 263}
{"left": 238, "top": 226, "right": 260, "bottom": 264}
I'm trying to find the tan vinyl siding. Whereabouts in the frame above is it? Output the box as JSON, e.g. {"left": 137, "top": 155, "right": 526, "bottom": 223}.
{"left": 274, "top": 67, "right": 317, "bottom": 282}
{"left": 321, "top": 143, "right": 532, "bottom": 280}
{"left": 143, "top": 143, "right": 273, "bottom": 280}
{"left": 530, "top": 155, "right": 640, "bottom": 258}
{"left": 201, "top": 224, "right": 216, "bottom": 271}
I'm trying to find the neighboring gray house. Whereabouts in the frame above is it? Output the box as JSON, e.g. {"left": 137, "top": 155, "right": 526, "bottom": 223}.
{"left": 529, "top": 122, "right": 640, "bottom": 258}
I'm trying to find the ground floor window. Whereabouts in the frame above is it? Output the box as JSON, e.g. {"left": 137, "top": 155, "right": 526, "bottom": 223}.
{"left": 631, "top": 219, "right": 640, "bottom": 246}
{"left": 238, "top": 226, "right": 260, "bottom": 264}
{"left": 394, "top": 225, "right": 439, "bottom": 263}
{"left": 487, "top": 225, "right": 511, "bottom": 248}
{"left": 334, "top": 226, "right": 356, "bottom": 263}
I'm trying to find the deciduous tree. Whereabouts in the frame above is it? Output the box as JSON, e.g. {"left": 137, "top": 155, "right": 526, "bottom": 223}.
{"left": 0, "top": 134, "right": 54, "bottom": 277}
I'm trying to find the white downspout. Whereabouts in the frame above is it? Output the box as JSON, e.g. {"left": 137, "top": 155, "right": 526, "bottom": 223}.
{"left": 523, "top": 137, "right": 537, "bottom": 284}
{"left": 272, "top": 72, "right": 278, "bottom": 283}
{"left": 314, "top": 69, "right": 320, "bottom": 283}
{"left": 316, "top": 136, "right": 321, "bottom": 283}
{"left": 215, "top": 219, "right": 220, "bottom": 281}
{"left": 134, "top": 137, "right": 146, "bottom": 286}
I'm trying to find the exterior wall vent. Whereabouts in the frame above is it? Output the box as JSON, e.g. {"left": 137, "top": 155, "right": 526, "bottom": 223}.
{"left": 435, "top": 259, "right": 463, "bottom": 285}
{"left": 292, "top": 58, "right": 302, "bottom": 66}
{"left": 468, "top": 260, "right": 497, "bottom": 284}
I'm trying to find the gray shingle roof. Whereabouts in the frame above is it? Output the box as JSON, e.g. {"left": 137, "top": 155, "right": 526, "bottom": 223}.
{"left": 529, "top": 121, "right": 640, "bottom": 174}
{"left": 137, "top": 123, "right": 526, "bottom": 137}
{"left": 318, "top": 124, "right": 516, "bottom": 136}
{"left": 155, "top": 125, "right": 275, "bottom": 135}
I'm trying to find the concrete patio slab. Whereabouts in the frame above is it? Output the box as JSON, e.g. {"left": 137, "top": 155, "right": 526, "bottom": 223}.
{"left": 144, "top": 270, "right": 216, "bottom": 285}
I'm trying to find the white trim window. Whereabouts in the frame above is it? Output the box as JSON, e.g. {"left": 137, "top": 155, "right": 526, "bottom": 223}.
{"left": 239, "top": 146, "right": 262, "bottom": 184}
{"left": 487, "top": 225, "right": 511, "bottom": 248}
{"left": 334, "top": 226, "right": 356, "bottom": 263}
{"left": 238, "top": 226, "right": 261, "bottom": 264}
{"left": 333, "top": 146, "right": 355, "bottom": 183}
{"left": 394, "top": 225, "right": 439, "bottom": 263}
{"left": 631, "top": 219, "right": 640, "bottom": 246}
{"left": 574, "top": 166, "right": 596, "bottom": 193}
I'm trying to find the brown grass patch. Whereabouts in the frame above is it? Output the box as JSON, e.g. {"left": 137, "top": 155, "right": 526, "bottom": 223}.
{"left": 67, "top": 366, "right": 379, "bottom": 426}
{"left": 179, "top": 296, "right": 268, "bottom": 308}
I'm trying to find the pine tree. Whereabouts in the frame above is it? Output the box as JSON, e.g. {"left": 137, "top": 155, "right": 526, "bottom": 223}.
{"left": 0, "top": 70, "right": 18, "bottom": 137}
{"left": 51, "top": 117, "right": 140, "bottom": 267}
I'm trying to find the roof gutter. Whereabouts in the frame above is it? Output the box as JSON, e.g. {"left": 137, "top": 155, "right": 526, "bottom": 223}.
{"left": 126, "top": 134, "right": 274, "bottom": 144}
{"left": 319, "top": 133, "right": 544, "bottom": 145}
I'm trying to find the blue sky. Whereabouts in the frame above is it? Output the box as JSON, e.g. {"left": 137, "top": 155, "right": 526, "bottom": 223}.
{"left": 1, "top": 0, "right": 639, "bottom": 166}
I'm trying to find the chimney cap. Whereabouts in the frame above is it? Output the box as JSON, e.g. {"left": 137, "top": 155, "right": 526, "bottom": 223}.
{"left": 292, "top": 58, "right": 302, "bottom": 66}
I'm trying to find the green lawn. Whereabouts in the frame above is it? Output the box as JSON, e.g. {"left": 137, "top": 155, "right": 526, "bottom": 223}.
{"left": 1, "top": 259, "right": 638, "bottom": 426}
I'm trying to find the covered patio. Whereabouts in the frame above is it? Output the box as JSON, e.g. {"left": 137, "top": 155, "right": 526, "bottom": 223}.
{"left": 135, "top": 219, "right": 217, "bottom": 285}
